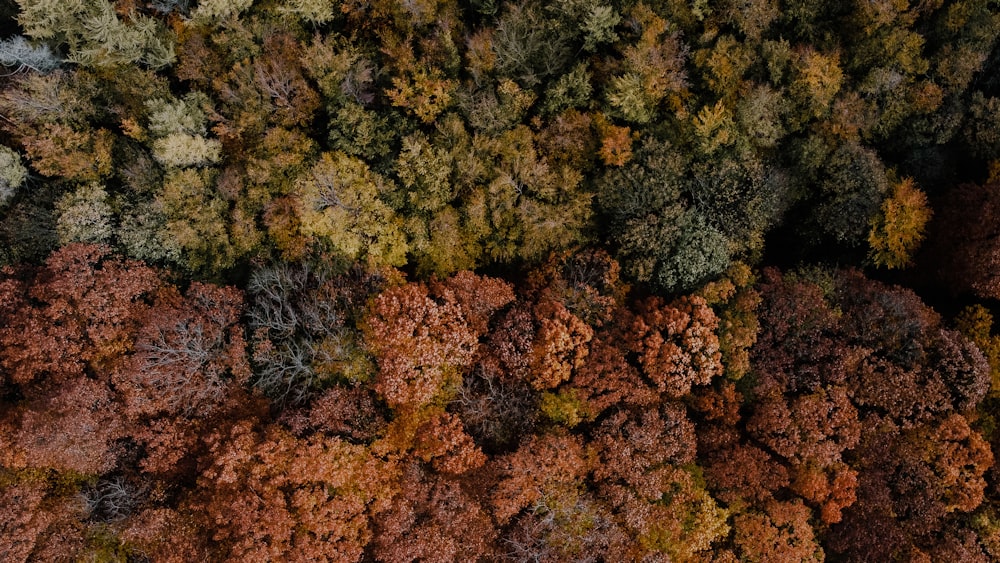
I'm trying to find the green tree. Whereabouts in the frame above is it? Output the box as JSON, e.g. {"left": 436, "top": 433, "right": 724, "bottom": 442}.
{"left": 16, "top": 0, "right": 175, "bottom": 68}
{"left": 788, "top": 46, "right": 844, "bottom": 125}
{"left": 492, "top": 2, "right": 573, "bottom": 88}
{"left": 143, "top": 91, "right": 224, "bottom": 170}
{"left": 798, "top": 140, "right": 891, "bottom": 248}
{"left": 190, "top": 0, "right": 254, "bottom": 23}
{"left": 606, "top": 3, "right": 688, "bottom": 124}
{"left": 598, "top": 139, "right": 735, "bottom": 293}
{"left": 155, "top": 168, "right": 254, "bottom": 276}
{"left": 465, "top": 125, "right": 592, "bottom": 265}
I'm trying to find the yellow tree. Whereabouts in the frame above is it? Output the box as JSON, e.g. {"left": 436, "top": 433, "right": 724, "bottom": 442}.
{"left": 868, "top": 177, "right": 932, "bottom": 269}
{"left": 295, "top": 152, "right": 408, "bottom": 267}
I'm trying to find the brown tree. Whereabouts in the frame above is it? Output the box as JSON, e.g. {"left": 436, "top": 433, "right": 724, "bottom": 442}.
{"left": 428, "top": 270, "right": 515, "bottom": 337}
{"left": 185, "top": 419, "right": 395, "bottom": 563}
{"left": 590, "top": 403, "right": 729, "bottom": 561}
{"left": 372, "top": 464, "right": 497, "bottom": 563}
{"left": 829, "top": 414, "right": 993, "bottom": 560}
{"left": 411, "top": 410, "right": 487, "bottom": 475}
{"left": 527, "top": 297, "right": 594, "bottom": 390}
{"left": 565, "top": 333, "right": 659, "bottom": 418}
{"left": 365, "top": 281, "right": 479, "bottom": 409}
{"left": 745, "top": 386, "right": 861, "bottom": 466}
{"left": 1, "top": 377, "right": 123, "bottom": 475}
{"left": 490, "top": 432, "right": 590, "bottom": 525}
{"left": 0, "top": 244, "right": 161, "bottom": 386}
{"left": 622, "top": 295, "right": 723, "bottom": 398}
{"left": 732, "top": 499, "right": 824, "bottom": 562}
{"left": 115, "top": 282, "right": 250, "bottom": 420}
{"left": 0, "top": 481, "right": 86, "bottom": 563}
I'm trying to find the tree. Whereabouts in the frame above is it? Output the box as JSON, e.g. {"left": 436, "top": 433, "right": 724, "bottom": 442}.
{"left": 16, "top": 0, "right": 175, "bottom": 68}
{"left": 955, "top": 304, "right": 1000, "bottom": 394}
{"left": 527, "top": 297, "right": 594, "bottom": 390}
{"left": 247, "top": 261, "right": 384, "bottom": 405}
{"left": 186, "top": 419, "right": 395, "bottom": 563}
{"left": 452, "top": 354, "right": 538, "bottom": 453}
{"left": 751, "top": 267, "right": 850, "bottom": 396}
{"left": 868, "top": 177, "right": 932, "bottom": 269}
{"left": 790, "top": 461, "right": 858, "bottom": 525}
{"left": 121, "top": 506, "right": 212, "bottom": 563}
{"left": 54, "top": 182, "right": 113, "bottom": 245}
{"left": 491, "top": 2, "right": 573, "bottom": 89}
{"left": 0, "top": 244, "right": 161, "bottom": 385}
{"left": 463, "top": 125, "right": 593, "bottom": 266}
{"left": 21, "top": 123, "right": 113, "bottom": 181}
{"left": 703, "top": 442, "right": 790, "bottom": 505}
{"left": 501, "top": 484, "right": 626, "bottom": 563}
{"left": 923, "top": 178, "right": 1000, "bottom": 299}
{"left": 801, "top": 141, "right": 891, "bottom": 248}
{"left": 155, "top": 167, "right": 252, "bottom": 276}
{"left": 697, "top": 262, "right": 761, "bottom": 381}
{"left": 490, "top": 432, "right": 590, "bottom": 525}
{"left": 622, "top": 295, "right": 723, "bottom": 398}
{"left": 0, "top": 376, "right": 123, "bottom": 474}
{"left": 114, "top": 282, "right": 250, "bottom": 420}
{"left": 190, "top": 0, "right": 254, "bottom": 23}
{"left": 0, "top": 35, "right": 61, "bottom": 74}
{"left": 732, "top": 499, "right": 824, "bottom": 562}
{"left": 606, "top": 3, "right": 688, "bottom": 124}
{"left": 740, "top": 382, "right": 861, "bottom": 523}
{"left": 693, "top": 35, "right": 753, "bottom": 104}
{"left": 835, "top": 269, "right": 990, "bottom": 422}
{"left": 295, "top": 152, "right": 408, "bottom": 267}
{"left": 589, "top": 402, "right": 729, "bottom": 560}
{"left": 372, "top": 464, "right": 497, "bottom": 562}
{"left": 0, "top": 481, "right": 86, "bottom": 563}
{"left": 829, "top": 414, "right": 993, "bottom": 560}
{"left": 364, "top": 281, "right": 478, "bottom": 409}
{"left": 151, "top": 134, "right": 222, "bottom": 169}
{"left": 745, "top": 386, "right": 860, "bottom": 466}
{"left": 429, "top": 270, "right": 515, "bottom": 336}
{"left": 0, "top": 145, "right": 28, "bottom": 206}
{"left": 788, "top": 46, "right": 843, "bottom": 123}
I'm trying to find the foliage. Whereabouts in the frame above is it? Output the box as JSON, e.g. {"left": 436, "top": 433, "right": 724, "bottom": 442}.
{"left": 295, "top": 152, "right": 408, "bottom": 267}
{"left": 3, "top": 0, "right": 1000, "bottom": 559}
{"left": 0, "top": 145, "right": 28, "bottom": 206}
{"left": 868, "top": 177, "right": 932, "bottom": 269}
{"left": 16, "top": 0, "right": 175, "bottom": 68}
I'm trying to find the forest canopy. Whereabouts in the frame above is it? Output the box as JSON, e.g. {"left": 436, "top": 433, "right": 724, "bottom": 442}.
{"left": 3, "top": 0, "right": 1000, "bottom": 561}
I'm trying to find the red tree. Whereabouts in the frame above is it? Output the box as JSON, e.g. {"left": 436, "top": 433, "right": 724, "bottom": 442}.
{"left": 372, "top": 464, "right": 497, "bottom": 562}
{"left": 114, "top": 282, "right": 250, "bottom": 420}
{"left": 185, "top": 419, "right": 395, "bottom": 562}
{"left": 365, "top": 282, "right": 479, "bottom": 409}
{"left": 732, "top": 499, "right": 824, "bottom": 562}
{"left": 1, "top": 377, "right": 123, "bottom": 474}
{"left": 0, "top": 481, "right": 86, "bottom": 563}
{"left": 622, "top": 295, "right": 723, "bottom": 398}
{"left": 0, "top": 244, "right": 161, "bottom": 386}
